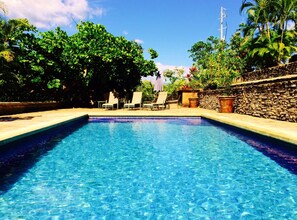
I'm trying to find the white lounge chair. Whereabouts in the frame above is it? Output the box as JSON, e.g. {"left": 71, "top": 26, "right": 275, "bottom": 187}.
{"left": 124, "top": 92, "right": 142, "bottom": 109}
{"left": 143, "top": 92, "right": 168, "bottom": 110}
{"left": 102, "top": 92, "right": 118, "bottom": 109}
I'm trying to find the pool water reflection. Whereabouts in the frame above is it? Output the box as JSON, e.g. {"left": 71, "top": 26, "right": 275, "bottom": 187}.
{"left": 0, "top": 117, "right": 296, "bottom": 219}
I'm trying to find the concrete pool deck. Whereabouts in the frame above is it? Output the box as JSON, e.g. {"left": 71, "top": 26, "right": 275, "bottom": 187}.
{"left": 0, "top": 107, "right": 296, "bottom": 146}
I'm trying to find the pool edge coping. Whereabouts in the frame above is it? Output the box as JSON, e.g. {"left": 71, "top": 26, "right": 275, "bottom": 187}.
{"left": 1, "top": 111, "right": 296, "bottom": 147}
{"left": 0, "top": 114, "right": 88, "bottom": 146}
{"left": 88, "top": 114, "right": 297, "bottom": 146}
{"left": 200, "top": 113, "right": 297, "bottom": 146}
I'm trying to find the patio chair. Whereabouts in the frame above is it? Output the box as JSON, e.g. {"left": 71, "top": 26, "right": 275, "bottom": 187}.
{"left": 102, "top": 92, "right": 118, "bottom": 109}
{"left": 124, "top": 92, "right": 142, "bottom": 109}
{"left": 143, "top": 92, "right": 168, "bottom": 110}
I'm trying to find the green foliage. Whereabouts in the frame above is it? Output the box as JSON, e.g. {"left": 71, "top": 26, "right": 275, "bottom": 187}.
{"left": 136, "top": 80, "right": 155, "bottom": 101}
{"left": 0, "top": 13, "right": 39, "bottom": 101}
{"left": 62, "top": 21, "right": 157, "bottom": 103}
{"left": 188, "top": 0, "right": 297, "bottom": 89}
{"left": 239, "top": 0, "right": 297, "bottom": 68}
{"left": 47, "top": 79, "right": 61, "bottom": 89}
{"left": 148, "top": 48, "right": 158, "bottom": 59}
{"left": 0, "top": 18, "right": 35, "bottom": 62}
{"left": 0, "top": 18, "right": 158, "bottom": 104}
{"left": 163, "top": 68, "right": 187, "bottom": 98}
{"left": 189, "top": 36, "right": 245, "bottom": 93}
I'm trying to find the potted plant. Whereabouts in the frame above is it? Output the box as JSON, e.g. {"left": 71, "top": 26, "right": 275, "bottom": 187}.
{"left": 190, "top": 58, "right": 238, "bottom": 112}
{"left": 217, "top": 70, "right": 237, "bottom": 113}
{"left": 163, "top": 68, "right": 199, "bottom": 107}
{"left": 189, "top": 38, "right": 244, "bottom": 113}
{"left": 218, "top": 94, "right": 236, "bottom": 113}
{"left": 205, "top": 39, "right": 244, "bottom": 112}
{"left": 186, "top": 67, "right": 201, "bottom": 108}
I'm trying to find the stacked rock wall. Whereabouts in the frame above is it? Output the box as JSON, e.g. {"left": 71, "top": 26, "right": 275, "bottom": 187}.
{"left": 199, "top": 62, "right": 297, "bottom": 122}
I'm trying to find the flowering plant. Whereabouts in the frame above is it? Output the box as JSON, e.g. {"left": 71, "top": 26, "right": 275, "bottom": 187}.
{"left": 180, "top": 72, "right": 192, "bottom": 90}
{"left": 188, "top": 51, "right": 243, "bottom": 94}
{"left": 189, "top": 36, "right": 245, "bottom": 94}
{"left": 183, "top": 66, "right": 201, "bottom": 90}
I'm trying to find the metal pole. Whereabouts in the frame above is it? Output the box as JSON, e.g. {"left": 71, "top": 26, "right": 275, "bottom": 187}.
{"left": 220, "top": 6, "right": 226, "bottom": 40}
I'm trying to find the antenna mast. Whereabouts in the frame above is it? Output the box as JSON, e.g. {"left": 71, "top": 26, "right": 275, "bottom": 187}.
{"left": 220, "top": 6, "right": 227, "bottom": 40}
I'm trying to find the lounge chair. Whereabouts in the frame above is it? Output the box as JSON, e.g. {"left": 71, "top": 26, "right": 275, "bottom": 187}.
{"left": 143, "top": 92, "right": 168, "bottom": 110}
{"left": 124, "top": 92, "right": 142, "bottom": 109}
{"left": 102, "top": 92, "right": 118, "bottom": 109}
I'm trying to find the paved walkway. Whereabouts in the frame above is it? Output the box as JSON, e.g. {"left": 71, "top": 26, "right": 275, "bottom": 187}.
{"left": 0, "top": 108, "right": 296, "bottom": 146}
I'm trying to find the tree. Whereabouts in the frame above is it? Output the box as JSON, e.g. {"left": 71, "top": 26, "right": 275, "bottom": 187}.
{"left": 136, "top": 80, "right": 154, "bottom": 102}
{"left": 240, "top": 0, "right": 274, "bottom": 38}
{"left": 0, "top": 14, "right": 37, "bottom": 101}
{"left": 0, "top": 20, "right": 158, "bottom": 104}
{"left": 64, "top": 21, "right": 158, "bottom": 104}
{"left": 274, "top": 0, "right": 297, "bottom": 55}
{"left": 189, "top": 36, "right": 221, "bottom": 69}
{"left": 189, "top": 36, "right": 245, "bottom": 91}
{"left": 239, "top": 0, "right": 297, "bottom": 68}
{"left": 0, "top": 16, "right": 34, "bottom": 62}
{"left": 163, "top": 67, "right": 188, "bottom": 98}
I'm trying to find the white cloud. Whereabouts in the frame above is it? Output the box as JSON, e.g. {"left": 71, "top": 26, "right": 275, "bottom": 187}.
{"left": 143, "top": 62, "right": 190, "bottom": 83}
{"left": 123, "top": 31, "right": 128, "bottom": 35}
{"left": 2, "top": 0, "right": 104, "bottom": 29}
{"left": 156, "top": 62, "right": 189, "bottom": 75}
{"left": 134, "top": 39, "right": 144, "bottom": 44}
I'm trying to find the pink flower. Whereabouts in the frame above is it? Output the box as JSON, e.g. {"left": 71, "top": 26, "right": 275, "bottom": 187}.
{"left": 189, "top": 66, "right": 197, "bottom": 73}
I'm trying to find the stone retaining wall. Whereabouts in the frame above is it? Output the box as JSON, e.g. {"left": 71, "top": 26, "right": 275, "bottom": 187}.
{"left": 198, "top": 90, "right": 222, "bottom": 112}
{"left": 199, "top": 62, "right": 297, "bottom": 122}
{"left": 233, "top": 76, "right": 297, "bottom": 122}
{"left": 240, "top": 62, "right": 297, "bottom": 81}
{"left": 0, "top": 102, "right": 64, "bottom": 115}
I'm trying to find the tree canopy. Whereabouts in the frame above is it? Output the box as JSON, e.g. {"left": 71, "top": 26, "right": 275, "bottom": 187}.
{"left": 188, "top": 35, "right": 244, "bottom": 91}
{"left": 239, "top": 0, "right": 297, "bottom": 68}
{"left": 0, "top": 16, "right": 158, "bottom": 104}
{"left": 187, "top": 0, "right": 296, "bottom": 93}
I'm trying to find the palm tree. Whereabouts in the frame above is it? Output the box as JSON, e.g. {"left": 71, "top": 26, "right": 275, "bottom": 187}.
{"left": 0, "top": 18, "right": 32, "bottom": 62}
{"left": 273, "top": 0, "right": 297, "bottom": 44}
{"left": 240, "top": 0, "right": 297, "bottom": 67}
{"left": 0, "top": 1, "right": 13, "bottom": 62}
{"left": 273, "top": 0, "right": 297, "bottom": 63}
{"left": 240, "top": 0, "right": 275, "bottom": 38}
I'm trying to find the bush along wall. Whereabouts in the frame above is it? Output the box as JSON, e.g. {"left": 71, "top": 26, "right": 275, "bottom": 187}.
{"left": 199, "top": 62, "right": 297, "bottom": 122}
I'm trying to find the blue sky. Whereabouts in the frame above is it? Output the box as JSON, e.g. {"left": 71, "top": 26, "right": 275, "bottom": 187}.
{"left": 3, "top": 0, "right": 246, "bottom": 72}
{"left": 92, "top": 0, "right": 246, "bottom": 70}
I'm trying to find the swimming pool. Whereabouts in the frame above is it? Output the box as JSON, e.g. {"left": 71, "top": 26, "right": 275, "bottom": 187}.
{"left": 0, "top": 117, "right": 296, "bottom": 218}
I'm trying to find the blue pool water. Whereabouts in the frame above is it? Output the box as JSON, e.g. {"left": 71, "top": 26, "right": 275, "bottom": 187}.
{"left": 0, "top": 117, "right": 297, "bottom": 219}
